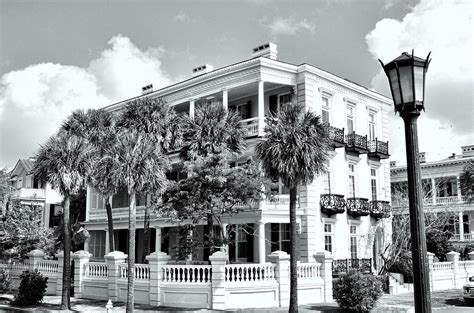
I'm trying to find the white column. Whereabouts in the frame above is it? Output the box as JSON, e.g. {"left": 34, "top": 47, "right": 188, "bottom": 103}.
{"left": 43, "top": 204, "right": 50, "bottom": 228}
{"left": 105, "top": 228, "right": 110, "bottom": 254}
{"left": 187, "top": 229, "right": 193, "bottom": 261}
{"left": 459, "top": 212, "right": 465, "bottom": 241}
{"left": 222, "top": 89, "right": 228, "bottom": 112}
{"left": 189, "top": 99, "right": 195, "bottom": 119}
{"left": 258, "top": 80, "right": 265, "bottom": 136}
{"left": 431, "top": 178, "right": 437, "bottom": 205}
{"left": 258, "top": 222, "right": 266, "bottom": 263}
{"left": 155, "top": 227, "right": 162, "bottom": 253}
{"left": 456, "top": 176, "right": 462, "bottom": 201}
{"left": 86, "top": 186, "right": 91, "bottom": 221}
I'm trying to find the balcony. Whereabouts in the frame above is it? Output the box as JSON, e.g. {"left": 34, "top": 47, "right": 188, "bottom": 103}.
{"left": 391, "top": 196, "right": 469, "bottom": 209}
{"left": 345, "top": 132, "right": 368, "bottom": 155}
{"left": 368, "top": 139, "right": 390, "bottom": 160}
{"left": 88, "top": 206, "right": 147, "bottom": 221}
{"left": 12, "top": 188, "right": 46, "bottom": 201}
{"left": 320, "top": 194, "right": 346, "bottom": 217}
{"left": 326, "top": 126, "right": 346, "bottom": 148}
{"left": 240, "top": 117, "right": 259, "bottom": 138}
{"left": 346, "top": 197, "right": 370, "bottom": 217}
{"left": 369, "top": 200, "right": 391, "bottom": 219}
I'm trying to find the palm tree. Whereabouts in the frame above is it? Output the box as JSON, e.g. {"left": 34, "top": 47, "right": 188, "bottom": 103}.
{"left": 99, "top": 99, "right": 171, "bottom": 312}
{"left": 179, "top": 101, "right": 244, "bottom": 255}
{"left": 118, "top": 97, "right": 181, "bottom": 261}
{"left": 61, "top": 109, "right": 119, "bottom": 251}
{"left": 256, "top": 102, "right": 329, "bottom": 313}
{"left": 34, "top": 132, "right": 93, "bottom": 310}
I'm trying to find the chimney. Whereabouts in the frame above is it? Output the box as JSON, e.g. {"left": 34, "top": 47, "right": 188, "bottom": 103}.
{"left": 192, "top": 64, "right": 214, "bottom": 77}
{"left": 419, "top": 152, "right": 426, "bottom": 163}
{"left": 448, "top": 153, "right": 456, "bottom": 159}
{"left": 462, "top": 144, "right": 474, "bottom": 158}
{"left": 390, "top": 161, "right": 397, "bottom": 167}
{"left": 142, "top": 84, "right": 153, "bottom": 95}
{"left": 251, "top": 43, "right": 278, "bottom": 60}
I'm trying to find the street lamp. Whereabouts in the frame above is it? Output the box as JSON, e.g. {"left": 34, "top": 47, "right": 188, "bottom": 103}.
{"left": 379, "top": 50, "right": 432, "bottom": 313}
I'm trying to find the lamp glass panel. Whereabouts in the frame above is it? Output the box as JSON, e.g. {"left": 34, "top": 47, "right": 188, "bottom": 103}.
{"left": 398, "top": 65, "right": 414, "bottom": 103}
{"left": 388, "top": 68, "right": 401, "bottom": 106}
{"left": 414, "top": 66, "right": 425, "bottom": 102}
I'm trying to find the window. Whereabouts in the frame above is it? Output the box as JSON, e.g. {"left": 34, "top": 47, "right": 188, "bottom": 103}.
{"left": 349, "top": 225, "right": 358, "bottom": 259}
{"left": 321, "top": 95, "right": 330, "bottom": 125}
{"left": 235, "top": 102, "right": 249, "bottom": 120}
{"left": 322, "top": 160, "right": 331, "bottom": 193}
{"left": 368, "top": 111, "right": 377, "bottom": 142}
{"left": 346, "top": 105, "right": 355, "bottom": 134}
{"left": 279, "top": 93, "right": 291, "bottom": 106}
{"left": 166, "top": 170, "right": 187, "bottom": 182}
{"left": 324, "top": 223, "right": 334, "bottom": 253}
{"left": 229, "top": 224, "right": 254, "bottom": 262}
{"left": 348, "top": 163, "right": 356, "bottom": 197}
{"left": 371, "top": 168, "right": 377, "bottom": 201}
{"left": 271, "top": 223, "right": 290, "bottom": 254}
{"left": 269, "top": 92, "right": 292, "bottom": 115}
{"left": 89, "top": 230, "right": 106, "bottom": 258}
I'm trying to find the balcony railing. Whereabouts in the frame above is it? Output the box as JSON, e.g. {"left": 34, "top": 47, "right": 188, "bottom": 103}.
{"left": 346, "top": 197, "right": 370, "bottom": 217}
{"left": 12, "top": 188, "right": 46, "bottom": 201}
{"left": 345, "top": 132, "right": 368, "bottom": 154}
{"left": 392, "top": 196, "right": 468, "bottom": 208}
{"left": 333, "top": 258, "right": 372, "bottom": 276}
{"left": 369, "top": 200, "right": 391, "bottom": 219}
{"left": 320, "top": 194, "right": 346, "bottom": 216}
{"left": 89, "top": 206, "right": 147, "bottom": 221}
{"left": 368, "top": 138, "right": 390, "bottom": 160}
{"left": 326, "top": 126, "right": 346, "bottom": 148}
{"left": 240, "top": 117, "right": 259, "bottom": 138}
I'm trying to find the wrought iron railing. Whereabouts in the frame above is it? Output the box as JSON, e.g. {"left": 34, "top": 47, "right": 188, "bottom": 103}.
{"left": 333, "top": 258, "right": 372, "bottom": 276}
{"left": 368, "top": 138, "right": 389, "bottom": 155}
{"left": 346, "top": 197, "right": 370, "bottom": 217}
{"left": 327, "top": 126, "right": 345, "bottom": 145}
{"left": 346, "top": 132, "right": 368, "bottom": 151}
{"left": 369, "top": 200, "right": 391, "bottom": 218}
{"left": 320, "top": 194, "right": 346, "bottom": 216}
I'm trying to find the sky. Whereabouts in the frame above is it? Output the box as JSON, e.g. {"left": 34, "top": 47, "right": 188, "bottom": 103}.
{"left": 0, "top": 0, "right": 472, "bottom": 168}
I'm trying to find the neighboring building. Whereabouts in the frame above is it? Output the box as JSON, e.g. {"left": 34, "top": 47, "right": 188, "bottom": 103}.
{"left": 391, "top": 145, "right": 474, "bottom": 243}
{"left": 8, "top": 158, "right": 63, "bottom": 228}
{"left": 84, "top": 43, "right": 393, "bottom": 271}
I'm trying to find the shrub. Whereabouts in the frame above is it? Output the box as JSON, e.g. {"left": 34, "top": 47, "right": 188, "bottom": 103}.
{"left": 0, "top": 267, "right": 11, "bottom": 293}
{"left": 333, "top": 270, "right": 383, "bottom": 312}
{"left": 13, "top": 270, "right": 48, "bottom": 306}
{"left": 387, "top": 251, "right": 413, "bottom": 283}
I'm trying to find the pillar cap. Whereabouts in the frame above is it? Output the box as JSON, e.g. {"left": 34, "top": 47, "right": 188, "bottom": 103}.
{"left": 209, "top": 251, "right": 227, "bottom": 261}
{"left": 27, "top": 249, "right": 45, "bottom": 258}
{"left": 146, "top": 251, "right": 171, "bottom": 262}
{"left": 73, "top": 250, "right": 92, "bottom": 259}
{"left": 314, "top": 251, "right": 333, "bottom": 260}
{"left": 447, "top": 251, "right": 460, "bottom": 256}
{"left": 104, "top": 251, "right": 127, "bottom": 260}
{"left": 268, "top": 250, "right": 290, "bottom": 261}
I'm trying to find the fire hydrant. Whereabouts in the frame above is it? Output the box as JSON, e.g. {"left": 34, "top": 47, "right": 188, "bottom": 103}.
{"left": 105, "top": 299, "right": 113, "bottom": 312}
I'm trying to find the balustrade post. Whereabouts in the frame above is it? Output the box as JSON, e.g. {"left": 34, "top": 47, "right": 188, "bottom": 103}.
{"left": 446, "top": 251, "right": 460, "bottom": 288}
{"left": 209, "top": 251, "right": 227, "bottom": 310}
{"left": 145, "top": 251, "right": 170, "bottom": 306}
{"left": 427, "top": 252, "right": 434, "bottom": 291}
{"left": 72, "top": 250, "right": 91, "bottom": 299}
{"left": 27, "top": 249, "right": 45, "bottom": 271}
{"left": 268, "top": 251, "right": 290, "bottom": 307}
{"left": 315, "top": 251, "right": 334, "bottom": 302}
{"left": 105, "top": 251, "right": 127, "bottom": 301}
{"left": 469, "top": 251, "right": 474, "bottom": 261}
{"left": 55, "top": 251, "right": 72, "bottom": 296}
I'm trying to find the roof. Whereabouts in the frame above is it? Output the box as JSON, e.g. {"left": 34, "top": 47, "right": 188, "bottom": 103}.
{"left": 102, "top": 55, "right": 393, "bottom": 112}
{"left": 10, "top": 158, "right": 35, "bottom": 177}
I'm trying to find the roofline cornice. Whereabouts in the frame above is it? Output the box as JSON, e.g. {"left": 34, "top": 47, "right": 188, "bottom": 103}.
{"left": 390, "top": 156, "right": 474, "bottom": 174}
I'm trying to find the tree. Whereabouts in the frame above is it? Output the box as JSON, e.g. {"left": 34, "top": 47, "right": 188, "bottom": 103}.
{"left": 34, "top": 132, "right": 93, "bottom": 309}
{"left": 98, "top": 98, "right": 171, "bottom": 312}
{"left": 158, "top": 102, "right": 266, "bottom": 258}
{"left": 117, "top": 97, "right": 181, "bottom": 261}
{"left": 256, "top": 102, "right": 329, "bottom": 313}
{"left": 461, "top": 160, "right": 474, "bottom": 203}
{"left": 62, "top": 109, "right": 118, "bottom": 252}
{"left": 0, "top": 199, "right": 55, "bottom": 259}
{"left": 0, "top": 167, "right": 15, "bottom": 216}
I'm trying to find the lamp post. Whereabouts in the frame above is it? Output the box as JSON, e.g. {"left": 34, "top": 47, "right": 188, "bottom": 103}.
{"left": 379, "top": 50, "right": 432, "bottom": 313}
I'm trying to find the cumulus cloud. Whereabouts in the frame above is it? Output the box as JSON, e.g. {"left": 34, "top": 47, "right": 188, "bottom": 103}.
{"left": 173, "top": 11, "right": 192, "bottom": 23}
{"left": 265, "top": 17, "right": 315, "bottom": 36}
{"left": 0, "top": 35, "right": 170, "bottom": 167}
{"left": 366, "top": 0, "right": 473, "bottom": 163}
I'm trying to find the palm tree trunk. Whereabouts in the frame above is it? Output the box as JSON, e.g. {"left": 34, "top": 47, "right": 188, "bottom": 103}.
{"left": 207, "top": 212, "right": 214, "bottom": 256}
{"left": 142, "top": 204, "right": 150, "bottom": 262}
{"left": 126, "top": 191, "right": 136, "bottom": 313}
{"left": 289, "top": 186, "right": 298, "bottom": 313}
{"left": 105, "top": 197, "right": 115, "bottom": 252}
{"left": 61, "top": 196, "right": 71, "bottom": 310}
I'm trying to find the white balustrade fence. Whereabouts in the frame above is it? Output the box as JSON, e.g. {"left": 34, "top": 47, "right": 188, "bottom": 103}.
{"left": 162, "top": 265, "right": 212, "bottom": 283}
{"left": 85, "top": 262, "right": 108, "bottom": 279}
{"left": 37, "top": 260, "right": 59, "bottom": 273}
{"left": 297, "top": 262, "right": 321, "bottom": 279}
{"left": 225, "top": 263, "right": 276, "bottom": 283}
{"left": 432, "top": 262, "right": 453, "bottom": 272}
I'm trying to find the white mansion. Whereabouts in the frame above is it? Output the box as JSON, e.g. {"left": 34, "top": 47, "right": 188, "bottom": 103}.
{"left": 84, "top": 43, "right": 393, "bottom": 272}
